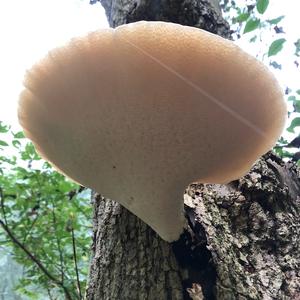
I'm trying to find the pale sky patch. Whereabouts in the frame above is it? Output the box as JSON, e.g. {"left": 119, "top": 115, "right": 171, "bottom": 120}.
{"left": 0, "top": 0, "right": 108, "bottom": 127}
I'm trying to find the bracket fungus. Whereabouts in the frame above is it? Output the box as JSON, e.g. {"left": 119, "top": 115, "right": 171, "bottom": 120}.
{"left": 18, "top": 21, "right": 286, "bottom": 242}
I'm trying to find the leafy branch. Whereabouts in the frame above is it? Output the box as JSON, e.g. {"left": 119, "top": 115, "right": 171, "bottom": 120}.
{"left": 0, "top": 218, "right": 74, "bottom": 299}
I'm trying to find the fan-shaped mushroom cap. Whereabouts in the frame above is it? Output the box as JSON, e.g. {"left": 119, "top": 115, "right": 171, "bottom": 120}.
{"left": 18, "top": 21, "right": 286, "bottom": 241}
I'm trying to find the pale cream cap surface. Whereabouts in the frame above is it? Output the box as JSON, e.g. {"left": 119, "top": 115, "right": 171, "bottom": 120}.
{"left": 18, "top": 21, "right": 286, "bottom": 241}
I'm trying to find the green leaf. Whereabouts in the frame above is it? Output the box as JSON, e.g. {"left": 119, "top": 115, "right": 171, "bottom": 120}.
{"left": 0, "top": 155, "right": 16, "bottom": 165}
{"left": 0, "top": 140, "right": 9, "bottom": 146}
{"left": 12, "top": 140, "right": 22, "bottom": 148}
{"left": 294, "top": 101, "right": 300, "bottom": 113}
{"left": 278, "top": 136, "right": 288, "bottom": 145}
{"left": 295, "top": 39, "right": 300, "bottom": 57}
{"left": 0, "top": 122, "right": 9, "bottom": 133}
{"left": 21, "top": 143, "right": 41, "bottom": 161}
{"left": 270, "top": 61, "right": 282, "bottom": 69}
{"left": 250, "top": 35, "right": 258, "bottom": 43}
{"left": 274, "top": 146, "right": 293, "bottom": 159}
{"left": 267, "top": 15, "right": 285, "bottom": 25}
{"left": 287, "top": 117, "right": 300, "bottom": 133}
{"left": 13, "top": 131, "right": 25, "bottom": 139}
{"left": 244, "top": 18, "right": 260, "bottom": 34}
{"left": 268, "top": 38, "right": 286, "bottom": 57}
{"left": 58, "top": 180, "right": 75, "bottom": 193}
{"left": 296, "top": 90, "right": 300, "bottom": 95}
{"left": 234, "top": 12, "right": 250, "bottom": 23}
{"left": 256, "top": 0, "right": 269, "bottom": 14}
{"left": 288, "top": 96, "right": 297, "bottom": 101}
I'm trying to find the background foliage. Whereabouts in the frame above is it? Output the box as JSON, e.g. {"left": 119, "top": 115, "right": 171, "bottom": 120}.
{"left": 221, "top": 0, "right": 300, "bottom": 162}
{"left": 0, "top": 0, "right": 299, "bottom": 299}
{"left": 0, "top": 122, "right": 92, "bottom": 299}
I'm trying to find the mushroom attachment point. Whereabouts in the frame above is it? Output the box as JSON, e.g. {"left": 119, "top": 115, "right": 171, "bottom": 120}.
{"left": 18, "top": 21, "right": 287, "bottom": 242}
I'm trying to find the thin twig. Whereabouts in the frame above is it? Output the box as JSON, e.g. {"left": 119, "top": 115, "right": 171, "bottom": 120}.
{"left": 23, "top": 214, "right": 39, "bottom": 243}
{"left": 71, "top": 226, "right": 82, "bottom": 299}
{"left": 0, "top": 187, "right": 8, "bottom": 225}
{"left": 50, "top": 198, "right": 65, "bottom": 284}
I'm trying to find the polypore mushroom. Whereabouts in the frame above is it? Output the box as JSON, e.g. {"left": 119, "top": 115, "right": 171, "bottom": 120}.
{"left": 18, "top": 21, "right": 286, "bottom": 242}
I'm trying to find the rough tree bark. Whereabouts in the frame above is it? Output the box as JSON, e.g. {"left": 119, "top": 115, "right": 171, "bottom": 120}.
{"left": 86, "top": 1, "right": 300, "bottom": 299}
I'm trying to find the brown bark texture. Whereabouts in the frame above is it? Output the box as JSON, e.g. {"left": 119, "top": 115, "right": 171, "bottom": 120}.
{"left": 86, "top": 1, "right": 300, "bottom": 299}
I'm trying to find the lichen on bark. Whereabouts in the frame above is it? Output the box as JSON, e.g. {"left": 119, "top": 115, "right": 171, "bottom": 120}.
{"left": 184, "top": 152, "right": 300, "bottom": 299}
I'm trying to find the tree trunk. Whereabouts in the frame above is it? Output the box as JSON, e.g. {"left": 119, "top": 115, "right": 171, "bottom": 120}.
{"left": 86, "top": 1, "right": 300, "bottom": 299}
